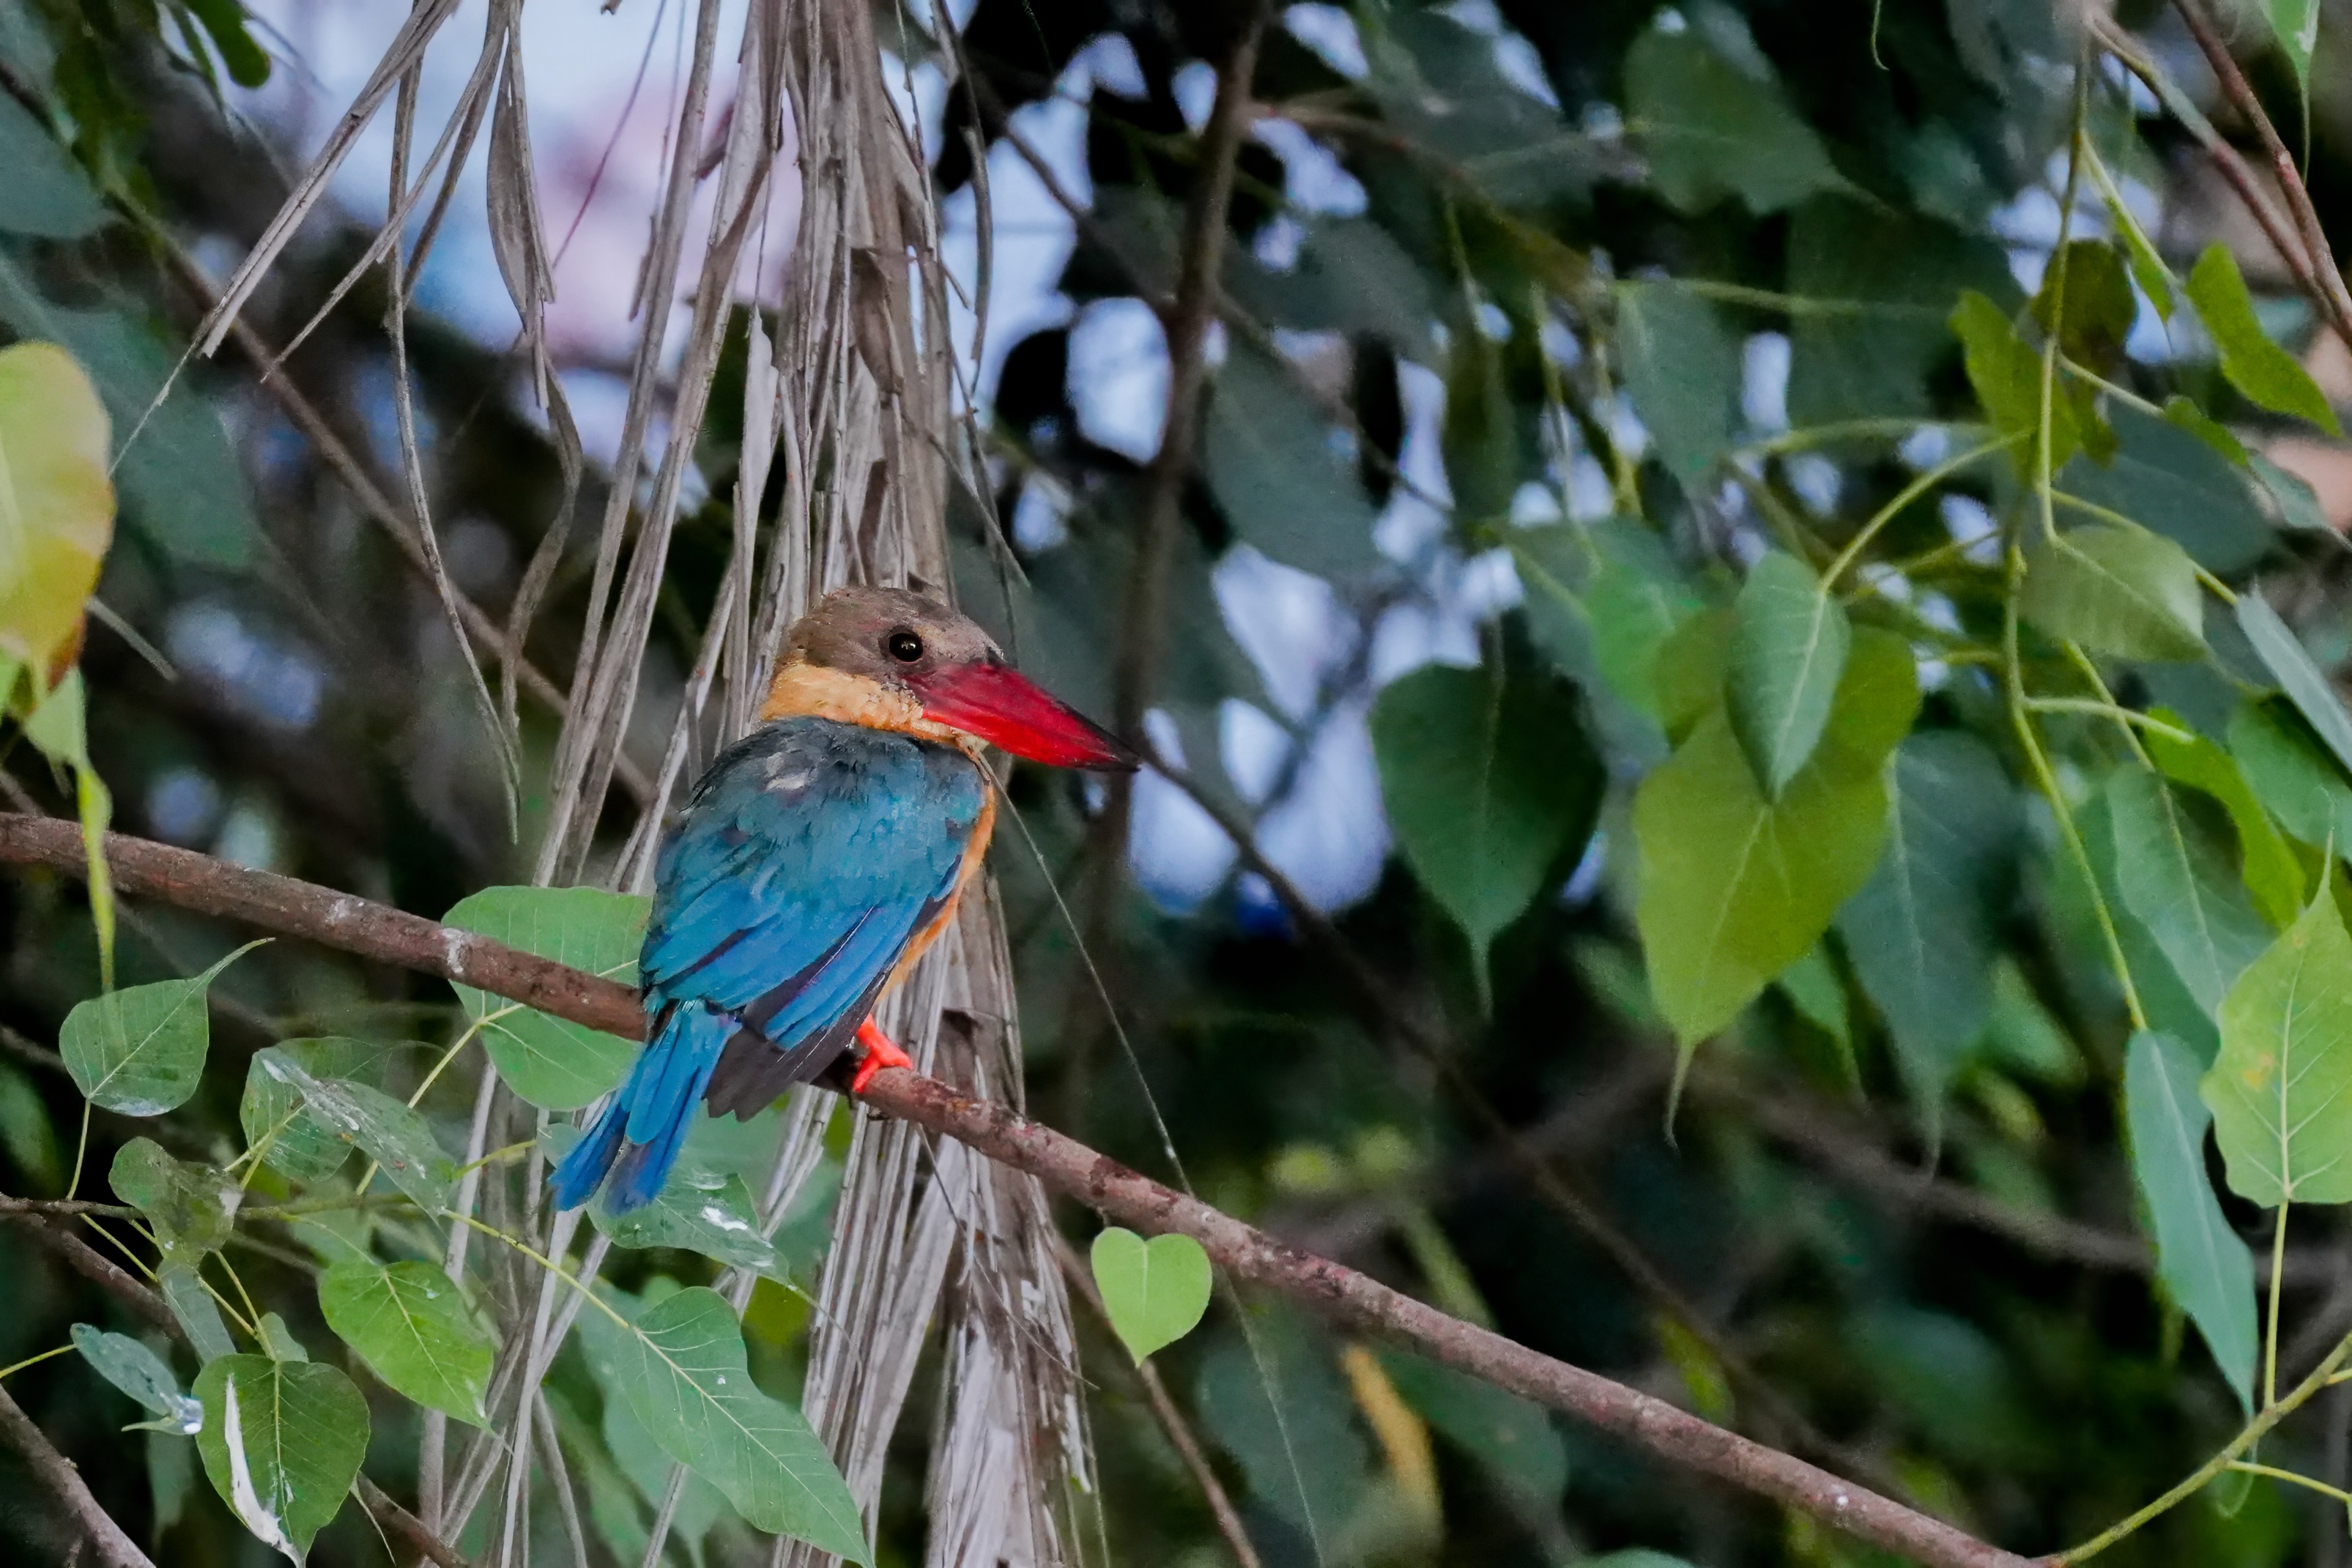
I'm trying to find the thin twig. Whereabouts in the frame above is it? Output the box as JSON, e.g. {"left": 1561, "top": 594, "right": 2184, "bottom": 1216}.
{"left": 0, "top": 814, "right": 2032, "bottom": 1568}
{"left": 2088, "top": 15, "right": 2330, "bottom": 338}
{"left": 1072, "top": 4, "right": 1270, "bottom": 1107}
{"left": 2166, "top": 1, "right": 2352, "bottom": 345}
{"left": 1055, "top": 1238, "right": 1262, "bottom": 1568}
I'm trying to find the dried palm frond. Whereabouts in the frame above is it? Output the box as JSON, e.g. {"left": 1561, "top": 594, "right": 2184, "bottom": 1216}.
{"left": 209, "top": 0, "right": 1093, "bottom": 1556}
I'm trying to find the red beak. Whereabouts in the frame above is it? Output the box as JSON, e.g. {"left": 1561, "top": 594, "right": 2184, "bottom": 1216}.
{"left": 908, "top": 661, "right": 1139, "bottom": 771}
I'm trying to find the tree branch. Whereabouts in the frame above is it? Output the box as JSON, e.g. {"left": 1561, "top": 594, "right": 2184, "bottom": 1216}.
{"left": 1070, "top": 4, "right": 1271, "bottom": 1112}
{"left": 0, "top": 1383, "right": 155, "bottom": 1568}
{"left": 0, "top": 813, "right": 2041, "bottom": 1568}
{"left": 2167, "top": 0, "right": 2352, "bottom": 346}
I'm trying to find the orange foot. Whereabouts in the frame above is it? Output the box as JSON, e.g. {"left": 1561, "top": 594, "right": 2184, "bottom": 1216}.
{"left": 849, "top": 1017, "right": 913, "bottom": 1093}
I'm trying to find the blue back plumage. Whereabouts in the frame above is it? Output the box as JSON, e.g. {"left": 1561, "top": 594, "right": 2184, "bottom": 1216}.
{"left": 552, "top": 718, "right": 985, "bottom": 1213}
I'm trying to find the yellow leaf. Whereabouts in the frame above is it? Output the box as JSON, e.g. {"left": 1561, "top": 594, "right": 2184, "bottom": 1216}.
{"left": 0, "top": 341, "right": 114, "bottom": 677}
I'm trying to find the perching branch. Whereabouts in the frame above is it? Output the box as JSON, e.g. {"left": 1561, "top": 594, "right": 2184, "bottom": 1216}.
{"left": 0, "top": 812, "right": 2040, "bottom": 1568}
{"left": 0, "top": 1382, "right": 155, "bottom": 1568}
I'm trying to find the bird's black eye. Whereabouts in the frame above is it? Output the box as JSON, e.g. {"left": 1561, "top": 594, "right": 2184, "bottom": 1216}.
{"left": 886, "top": 629, "right": 924, "bottom": 664}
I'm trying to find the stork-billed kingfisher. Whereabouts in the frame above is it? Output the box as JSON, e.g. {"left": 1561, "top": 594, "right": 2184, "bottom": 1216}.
{"left": 551, "top": 586, "right": 1135, "bottom": 1214}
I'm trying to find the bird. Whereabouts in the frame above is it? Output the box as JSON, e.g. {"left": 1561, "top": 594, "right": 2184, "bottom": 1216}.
{"left": 551, "top": 584, "right": 1137, "bottom": 1214}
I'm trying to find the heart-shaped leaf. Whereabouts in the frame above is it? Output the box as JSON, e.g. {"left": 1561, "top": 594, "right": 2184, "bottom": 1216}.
{"left": 1091, "top": 1227, "right": 1213, "bottom": 1365}
{"left": 320, "top": 1260, "right": 493, "bottom": 1427}
{"left": 193, "top": 1356, "right": 369, "bottom": 1564}
{"left": 61, "top": 941, "right": 264, "bottom": 1117}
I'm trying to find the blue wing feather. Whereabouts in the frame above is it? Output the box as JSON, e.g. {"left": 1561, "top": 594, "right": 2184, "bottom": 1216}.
{"left": 552, "top": 718, "right": 984, "bottom": 1213}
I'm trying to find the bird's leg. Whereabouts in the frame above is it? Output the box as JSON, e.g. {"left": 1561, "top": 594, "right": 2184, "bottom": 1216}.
{"left": 850, "top": 1016, "right": 914, "bottom": 1093}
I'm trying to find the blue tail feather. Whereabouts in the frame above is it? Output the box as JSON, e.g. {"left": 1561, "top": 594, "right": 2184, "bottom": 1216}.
{"left": 550, "top": 1003, "right": 732, "bottom": 1214}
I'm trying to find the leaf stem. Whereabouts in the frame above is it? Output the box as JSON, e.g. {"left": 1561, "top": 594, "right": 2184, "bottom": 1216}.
{"left": 2228, "top": 1459, "right": 2352, "bottom": 1506}
{"left": 2053, "top": 1325, "right": 2352, "bottom": 1561}
{"left": 1822, "top": 433, "right": 2022, "bottom": 590}
{"left": 2266, "top": 1203, "right": 2288, "bottom": 1409}
{"left": 2021, "top": 698, "right": 2191, "bottom": 748}
{"left": 0, "top": 1344, "right": 75, "bottom": 1383}
{"left": 65, "top": 1101, "right": 89, "bottom": 1202}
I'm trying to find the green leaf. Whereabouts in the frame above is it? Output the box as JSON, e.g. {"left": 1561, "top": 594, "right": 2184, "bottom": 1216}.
{"left": 239, "top": 1038, "right": 381, "bottom": 1184}
{"left": 1951, "top": 289, "right": 2077, "bottom": 476}
{"left": 319, "top": 1260, "right": 492, "bottom": 1427}
{"left": 2186, "top": 244, "right": 2341, "bottom": 435}
{"left": 71, "top": 1323, "right": 202, "bottom": 1435}
{"left": 1377, "top": 1347, "right": 1566, "bottom": 1511}
{"left": 1654, "top": 607, "right": 1735, "bottom": 742}
{"left": 2230, "top": 698, "right": 2352, "bottom": 851}
{"left": 2264, "top": 0, "right": 2321, "bottom": 82}
{"left": 2110, "top": 769, "right": 2272, "bottom": 1014}
{"left": 1727, "top": 551, "right": 1850, "bottom": 796}
{"left": 2019, "top": 524, "right": 2206, "bottom": 662}
{"left": 0, "top": 259, "right": 256, "bottom": 570}
{"left": 1636, "top": 628, "right": 1919, "bottom": 1044}
{"left": 61, "top": 941, "right": 261, "bottom": 1116}
{"left": 251, "top": 1052, "right": 455, "bottom": 1215}
{"left": 192, "top": 1356, "right": 369, "bottom": 1563}
{"left": 2126, "top": 1030, "right": 2258, "bottom": 1411}
{"left": 2203, "top": 893, "right": 2352, "bottom": 1205}
{"left": 0, "top": 340, "right": 113, "bottom": 674}
{"left": 443, "top": 885, "right": 648, "bottom": 1111}
{"left": 158, "top": 1265, "right": 235, "bottom": 1363}
{"left": 1442, "top": 330, "right": 1520, "bottom": 525}
{"left": 1837, "top": 731, "right": 2021, "bottom": 1113}
{"left": 2030, "top": 240, "right": 2138, "bottom": 366}
{"left": 109, "top": 1138, "right": 235, "bottom": 1261}
{"left": 2078, "top": 793, "right": 2222, "bottom": 1062}
{"left": 2238, "top": 596, "right": 2352, "bottom": 779}
{"left": 0, "top": 1060, "right": 61, "bottom": 1192}
{"left": 2057, "top": 404, "right": 2274, "bottom": 575}
{"left": 544, "top": 1124, "right": 780, "bottom": 1271}
{"left": 1784, "top": 196, "right": 2018, "bottom": 426}
{"left": 1623, "top": 9, "right": 1847, "bottom": 214}
{"left": 1228, "top": 218, "right": 1436, "bottom": 360}
{"left": 1201, "top": 339, "right": 1381, "bottom": 575}
{"left": 2146, "top": 718, "right": 2307, "bottom": 929}
{"left": 1195, "top": 1315, "right": 1369, "bottom": 1537}
{"left": 1091, "top": 1227, "right": 1213, "bottom": 1365}
{"left": 2249, "top": 450, "right": 2331, "bottom": 533}
{"left": 182, "top": 0, "right": 270, "bottom": 88}
{"left": 580, "top": 1286, "right": 868, "bottom": 1561}
{"left": 257, "top": 1315, "right": 306, "bottom": 1364}
{"left": 1775, "top": 945, "right": 1851, "bottom": 1052}
{"left": 1370, "top": 664, "right": 1601, "bottom": 980}
{"left": 1586, "top": 1555, "right": 1697, "bottom": 1568}
{"left": 1615, "top": 281, "right": 1740, "bottom": 490}
{"left": 0, "top": 92, "right": 106, "bottom": 238}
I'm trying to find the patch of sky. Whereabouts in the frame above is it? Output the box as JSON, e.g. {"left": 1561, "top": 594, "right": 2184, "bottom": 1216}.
{"left": 1940, "top": 493, "right": 2000, "bottom": 565}
{"left": 1252, "top": 116, "right": 1368, "bottom": 218}
{"left": 1252, "top": 694, "right": 1390, "bottom": 910}
{"left": 1742, "top": 331, "right": 1790, "bottom": 434}
{"left": 167, "top": 603, "right": 325, "bottom": 732}
{"left": 146, "top": 768, "right": 223, "bottom": 846}
{"left": 1129, "top": 710, "right": 1238, "bottom": 910}
{"left": 1284, "top": 5, "right": 1368, "bottom": 80}
{"left": 1066, "top": 298, "right": 1168, "bottom": 461}
{"left": 1785, "top": 453, "right": 1841, "bottom": 515}
{"left": 1173, "top": 59, "right": 1216, "bottom": 133}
